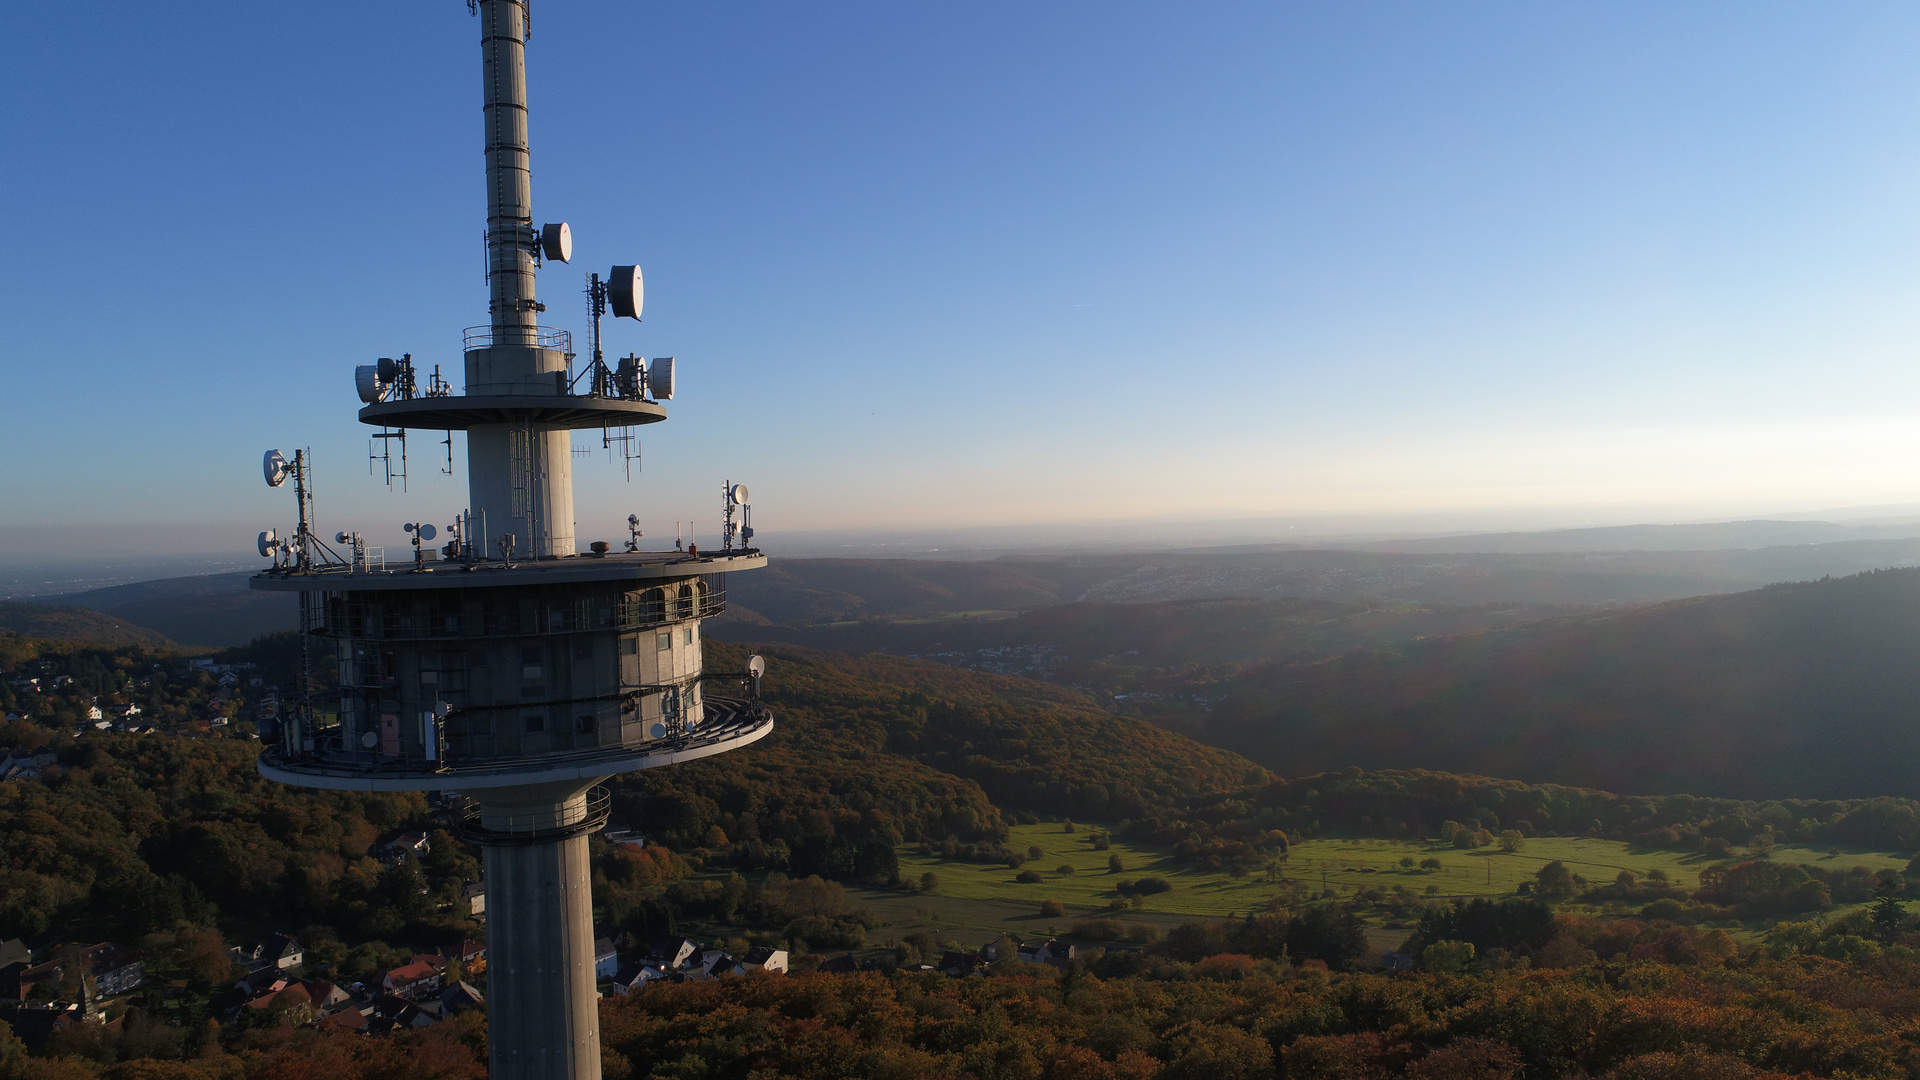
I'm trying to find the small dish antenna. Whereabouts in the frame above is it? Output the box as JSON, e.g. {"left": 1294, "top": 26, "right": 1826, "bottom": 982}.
{"left": 354, "top": 365, "right": 386, "bottom": 403}
{"left": 257, "top": 529, "right": 279, "bottom": 558}
{"left": 729, "top": 484, "right": 749, "bottom": 506}
{"left": 361, "top": 732, "right": 379, "bottom": 749}
{"left": 646, "top": 356, "right": 674, "bottom": 399}
{"left": 746, "top": 655, "right": 765, "bottom": 679}
{"left": 540, "top": 222, "right": 572, "bottom": 263}
{"left": 263, "top": 450, "right": 290, "bottom": 488}
{"left": 404, "top": 522, "right": 438, "bottom": 540}
{"left": 609, "top": 265, "right": 644, "bottom": 320}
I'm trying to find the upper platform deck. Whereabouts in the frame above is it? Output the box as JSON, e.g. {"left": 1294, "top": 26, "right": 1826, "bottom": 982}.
{"left": 358, "top": 393, "right": 666, "bottom": 431}
{"left": 251, "top": 549, "right": 766, "bottom": 594}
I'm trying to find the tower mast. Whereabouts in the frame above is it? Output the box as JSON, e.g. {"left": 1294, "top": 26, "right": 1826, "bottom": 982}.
{"left": 249, "top": 6, "right": 770, "bottom": 1078}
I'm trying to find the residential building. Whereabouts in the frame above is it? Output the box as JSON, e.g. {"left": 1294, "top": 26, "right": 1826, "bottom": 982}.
{"left": 379, "top": 959, "right": 444, "bottom": 1002}
{"left": 263, "top": 934, "right": 303, "bottom": 971}
{"left": 741, "top": 946, "right": 788, "bottom": 974}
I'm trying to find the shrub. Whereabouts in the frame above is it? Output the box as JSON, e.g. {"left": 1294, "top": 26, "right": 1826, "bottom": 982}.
{"left": 1016, "top": 870, "right": 1042, "bottom": 884}
{"left": 783, "top": 916, "right": 865, "bottom": 949}
{"left": 1027, "top": 845, "right": 1045, "bottom": 860}
{"left": 1535, "top": 861, "right": 1578, "bottom": 899}
{"left": 1116, "top": 877, "right": 1171, "bottom": 896}
{"left": 1194, "top": 953, "right": 1256, "bottom": 981}
{"left": 1422, "top": 939, "right": 1475, "bottom": 973}
{"left": 919, "top": 872, "right": 938, "bottom": 894}
{"left": 1056, "top": 864, "right": 1076, "bottom": 875}
{"left": 1071, "top": 918, "right": 1126, "bottom": 940}
{"left": 1108, "top": 854, "right": 1126, "bottom": 873}
{"left": 1420, "top": 857, "right": 1443, "bottom": 871}
{"left": 1040, "top": 898, "right": 1065, "bottom": 918}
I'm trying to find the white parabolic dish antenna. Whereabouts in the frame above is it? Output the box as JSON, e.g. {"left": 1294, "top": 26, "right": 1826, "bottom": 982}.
{"left": 609, "top": 264, "right": 644, "bottom": 320}
{"left": 746, "top": 654, "right": 765, "bottom": 679}
{"left": 354, "top": 365, "right": 385, "bottom": 404}
{"left": 646, "top": 356, "right": 674, "bottom": 400}
{"left": 257, "top": 529, "right": 278, "bottom": 558}
{"left": 540, "top": 222, "right": 572, "bottom": 263}
{"left": 729, "top": 484, "right": 749, "bottom": 505}
{"left": 263, "top": 450, "right": 289, "bottom": 488}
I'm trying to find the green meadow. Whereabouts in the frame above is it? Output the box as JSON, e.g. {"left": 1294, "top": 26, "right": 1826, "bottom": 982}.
{"left": 847, "top": 824, "right": 1912, "bottom": 946}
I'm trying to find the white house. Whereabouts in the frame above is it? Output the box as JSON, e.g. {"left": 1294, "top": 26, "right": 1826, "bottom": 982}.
{"left": 741, "top": 946, "right": 788, "bottom": 974}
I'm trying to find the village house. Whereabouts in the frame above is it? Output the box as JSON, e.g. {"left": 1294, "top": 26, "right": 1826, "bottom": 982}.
{"left": 741, "top": 946, "right": 789, "bottom": 974}
{"left": 378, "top": 957, "right": 445, "bottom": 1001}
{"left": 441, "top": 940, "right": 485, "bottom": 976}
{"left": 1017, "top": 938, "right": 1075, "bottom": 970}
{"left": 263, "top": 934, "right": 303, "bottom": 970}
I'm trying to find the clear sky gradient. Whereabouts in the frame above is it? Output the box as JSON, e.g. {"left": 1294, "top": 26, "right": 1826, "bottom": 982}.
{"left": 7, "top": 2, "right": 1920, "bottom": 561}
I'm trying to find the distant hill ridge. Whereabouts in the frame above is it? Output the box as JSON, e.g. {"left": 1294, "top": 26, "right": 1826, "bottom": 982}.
{"left": 0, "top": 601, "right": 188, "bottom": 650}
{"left": 1354, "top": 517, "right": 1920, "bottom": 555}
{"left": 1201, "top": 566, "right": 1920, "bottom": 802}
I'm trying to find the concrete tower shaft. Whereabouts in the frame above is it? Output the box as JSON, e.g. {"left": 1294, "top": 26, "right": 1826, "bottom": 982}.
{"left": 470, "top": 0, "right": 573, "bottom": 558}
{"left": 483, "top": 0, "right": 536, "bottom": 334}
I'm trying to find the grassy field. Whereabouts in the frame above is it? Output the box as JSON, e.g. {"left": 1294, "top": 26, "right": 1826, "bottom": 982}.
{"left": 859, "top": 825, "right": 1911, "bottom": 946}
{"left": 671, "top": 826, "right": 1913, "bottom": 956}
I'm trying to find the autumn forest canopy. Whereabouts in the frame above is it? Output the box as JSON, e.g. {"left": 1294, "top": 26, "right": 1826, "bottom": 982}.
{"left": 11, "top": 562, "right": 1920, "bottom": 1076}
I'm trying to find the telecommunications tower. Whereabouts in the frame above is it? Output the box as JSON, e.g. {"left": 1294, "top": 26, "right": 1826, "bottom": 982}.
{"left": 250, "top": 4, "right": 770, "bottom": 1078}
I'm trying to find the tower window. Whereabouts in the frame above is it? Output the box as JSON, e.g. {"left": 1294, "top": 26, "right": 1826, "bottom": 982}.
{"left": 656, "top": 632, "right": 671, "bottom": 652}
{"left": 575, "top": 714, "right": 596, "bottom": 733}
{"left": 523, "top": 714, "right": 545, "bottom": 733}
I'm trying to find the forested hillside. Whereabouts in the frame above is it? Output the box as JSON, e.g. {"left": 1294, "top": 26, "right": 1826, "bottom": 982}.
{"left": 0, "top": 604, "right": 184, "bottom": 650}
{"left": 615, "top": 643, "right": 1260, "bottom": 878}
{"left": 1200, "top": 568, "right": 1920, "bottom": 801}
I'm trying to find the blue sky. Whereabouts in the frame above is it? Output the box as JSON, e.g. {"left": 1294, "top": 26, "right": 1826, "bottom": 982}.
{"left": 7, "top": 2, "right": 1920, "bottom": 561}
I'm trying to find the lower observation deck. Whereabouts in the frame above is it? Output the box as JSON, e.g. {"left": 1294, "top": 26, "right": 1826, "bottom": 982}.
{"left": 257, "top": 696, "right": 773, "bottom": 792}
{"left": 251, "top": 549, "right": 765, "bottom": 594}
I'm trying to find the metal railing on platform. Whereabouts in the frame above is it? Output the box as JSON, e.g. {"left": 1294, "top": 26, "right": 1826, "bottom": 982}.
{"left": 463, "top": 326, "right": 573, "bottom": 353}
{"left": 452, "top": 785, "right": 611, "bottom": 845}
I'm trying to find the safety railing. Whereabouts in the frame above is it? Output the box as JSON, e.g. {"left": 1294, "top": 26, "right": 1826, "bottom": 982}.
{"left": 311, "top": 574, "right": 728, "bottom": 640}
{"left": 463, "top": 325, "right": 573, "bottom": 353}
{"left": 452, "top": 785, "right": 612, "bottom": 845}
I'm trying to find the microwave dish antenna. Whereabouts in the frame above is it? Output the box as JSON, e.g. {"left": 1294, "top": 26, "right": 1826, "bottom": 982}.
{"left": 646, "top": 356, "right": 674, "bottom": 400}
{"left": 609, "top": 265, "right": 644, "bottom": 319}
{"left": 540, "top": 222, "right": 572, "bottom": 263}
{"left": 264, "top": 450, "right": 290, "bottom": 488}
{"left": 258, "top": 529, "right": 279, "bottom": 558}
{"left": 728, "top": 484, "right": 749, "bottom": 506}
{"left": 354, "top": 365, "right": 385, "bottom": 403}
